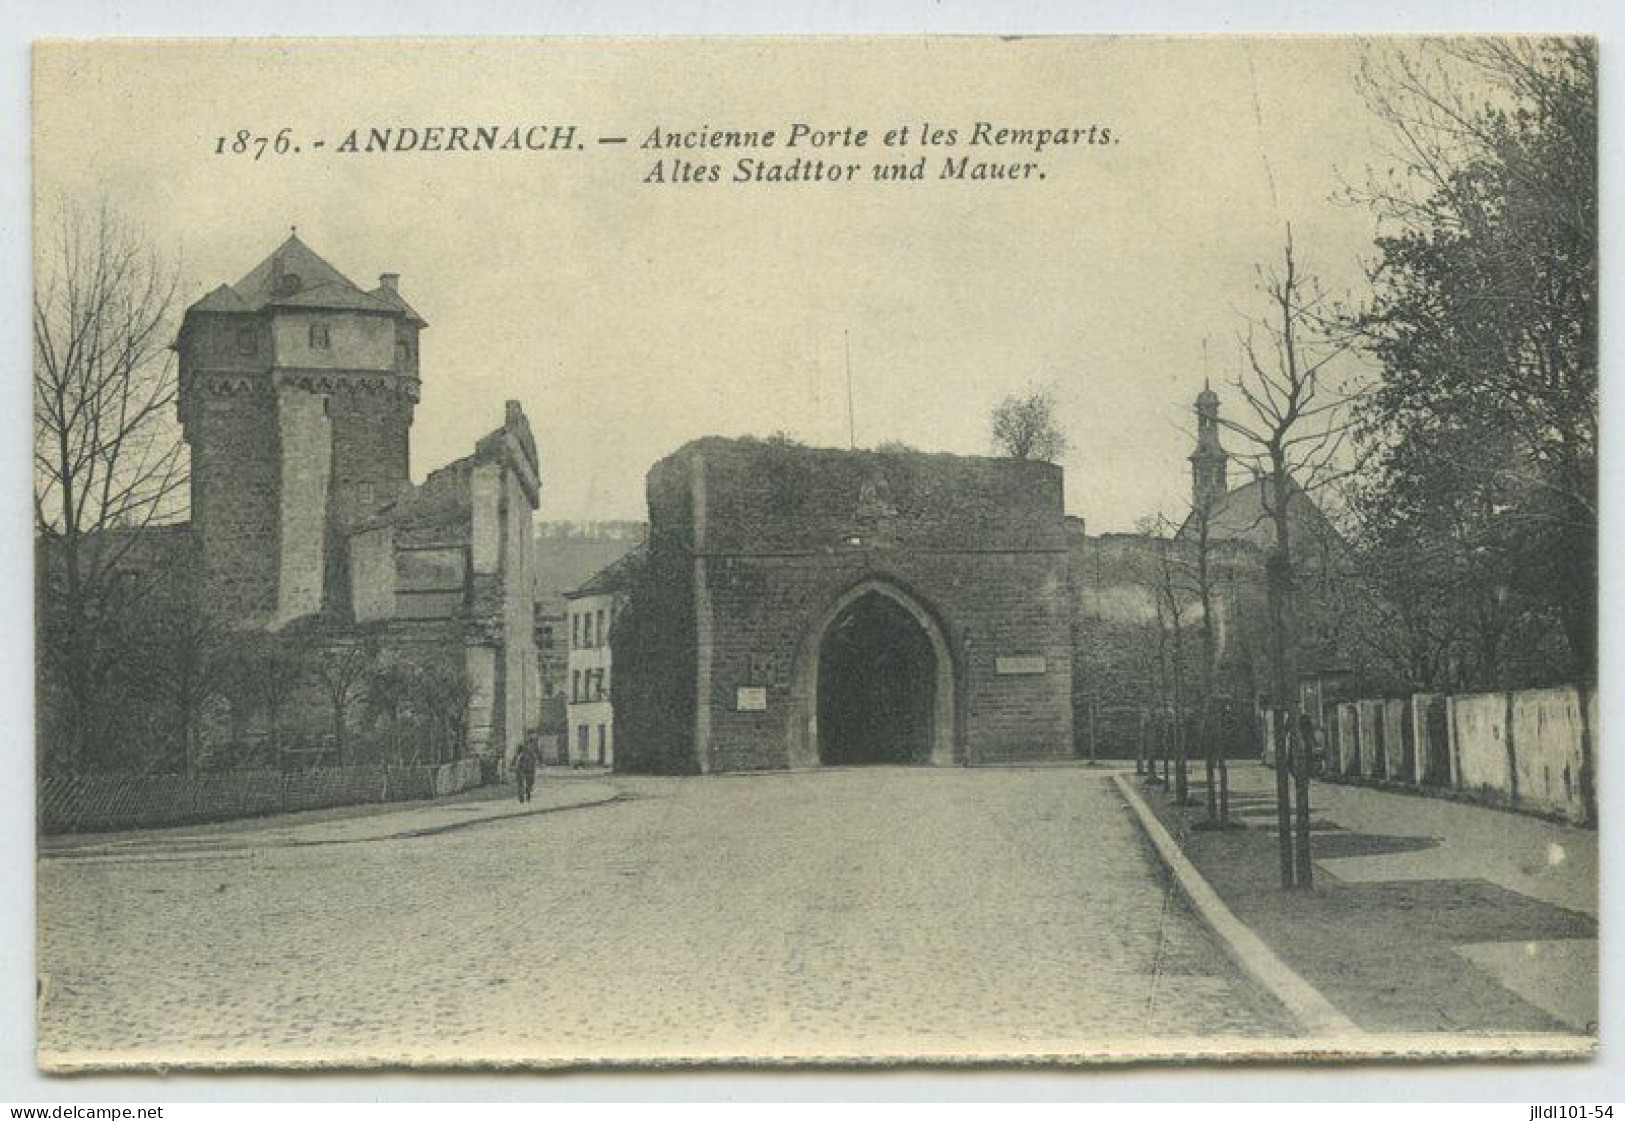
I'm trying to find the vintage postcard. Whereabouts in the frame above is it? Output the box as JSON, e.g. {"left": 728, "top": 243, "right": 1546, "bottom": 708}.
{"left": 31, "top": 36, "right": 1598, "bottom": 1070}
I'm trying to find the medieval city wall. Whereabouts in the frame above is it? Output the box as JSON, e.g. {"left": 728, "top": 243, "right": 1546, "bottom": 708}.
{"left": 696, "top": 549, "right": 1074, "bottom": 771}
{"left": 621, "top": 439, "right": 1075, "bottom": 772}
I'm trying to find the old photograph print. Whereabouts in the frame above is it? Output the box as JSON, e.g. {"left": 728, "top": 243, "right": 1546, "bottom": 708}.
{"left": 32, "top": 37, "right": 1598, "bottom": 1069}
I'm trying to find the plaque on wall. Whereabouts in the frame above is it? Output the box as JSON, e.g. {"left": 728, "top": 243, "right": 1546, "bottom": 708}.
{"left": 996, "top": 655, "right": 1048, "bottom": 676}
{"left": 735, "top": 685, "right": 769, "bottom": 711}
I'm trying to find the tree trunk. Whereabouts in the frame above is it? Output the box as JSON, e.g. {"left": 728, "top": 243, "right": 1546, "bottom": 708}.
{"left": 1201, "top": 696, "right": 1217, "bottom": 821}
{"left": 332, "top": 700, "right": 346, "bottom": 768}
{"left": 1294, "top": 722, "right": 1314, "bottom": 887}
{"left": 1196, "top": 529, "right": 1220, "bottom": 822}
{"left": 1172, "top": 627, "right": 1188, "bottom": 805}
{"left": 1265, "top": 458, "right": 1305, "bottom": 889}
{"left": 1267, "top": 550, "right": 1296, "bottom": 890}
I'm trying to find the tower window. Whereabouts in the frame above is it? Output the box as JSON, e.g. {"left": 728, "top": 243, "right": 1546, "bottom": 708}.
{"left": 236, "top": 326, "right": 255, "bottom": 355}
{"left": 396, "top": 339, "right": 413, "bottom": 366}
{"left": 309, "top": 322, "right": 330, "bottom": 350}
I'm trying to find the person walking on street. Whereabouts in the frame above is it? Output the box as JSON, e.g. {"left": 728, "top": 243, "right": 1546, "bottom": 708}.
{"left": 514, "top": 739, "right": 539, "bottom": 804}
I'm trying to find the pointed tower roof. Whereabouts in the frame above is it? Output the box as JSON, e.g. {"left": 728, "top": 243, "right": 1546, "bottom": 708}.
{"left": 1191, "top": 381, "right": 1226, "bottom": 458}
{"left": 184, "top": 232, "right": 426, "bottom": 324}
{"left": 232, "top": 233, "right": 361, "bottom": 305}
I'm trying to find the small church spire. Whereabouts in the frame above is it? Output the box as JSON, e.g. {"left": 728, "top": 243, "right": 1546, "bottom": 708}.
{"left": 1190, "top": 379, "right": 1228, "bottom": 512}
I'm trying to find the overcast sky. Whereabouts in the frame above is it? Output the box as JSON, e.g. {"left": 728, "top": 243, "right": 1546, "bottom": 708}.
{"left": 35, "top": 37, "right": 1404, "bottom": 532}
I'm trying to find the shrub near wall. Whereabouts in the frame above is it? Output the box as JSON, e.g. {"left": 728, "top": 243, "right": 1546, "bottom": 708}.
{"left": 38, "top": 760, "right": 488, "bottom": 834}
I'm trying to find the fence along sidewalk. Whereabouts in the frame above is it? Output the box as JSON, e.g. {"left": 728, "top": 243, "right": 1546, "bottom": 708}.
{"left": 38, "top": 758, "right": 486, "bottom": 834}
{"left": 1321, "top": 684, "right": 1596, "bottom": 826}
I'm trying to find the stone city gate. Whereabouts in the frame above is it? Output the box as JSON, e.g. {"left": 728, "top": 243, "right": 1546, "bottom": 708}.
{"left": 616, "top": 437, "right": 1074, "bottom": 773}
{"left": 793, "top": 577, "right": 958, "bottom": 768}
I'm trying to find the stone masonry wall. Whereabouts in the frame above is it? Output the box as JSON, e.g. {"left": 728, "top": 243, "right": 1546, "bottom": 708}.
{"left": 276, "top": 388, "right": 331, "bottom": 624}
{"left": 698, "top": 550, "right": 1074, "bottom": 771}
{"left": 189, "top": 386, "right": 281, "bottom": 623}
{"left": 624, "top": 439, "right": 1074, "bottom": 772}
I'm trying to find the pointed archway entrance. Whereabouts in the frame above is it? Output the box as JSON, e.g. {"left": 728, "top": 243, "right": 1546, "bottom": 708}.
{"left": 790, "top": 578, "right": 957, "bottom": 768}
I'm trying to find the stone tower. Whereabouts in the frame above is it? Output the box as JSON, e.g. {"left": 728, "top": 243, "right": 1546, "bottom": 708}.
{"left": 1189, "top": 380, "right": 1228, "bottom": 512}
{"left": 176, "top": 234, "right": 426, "bottom": 627}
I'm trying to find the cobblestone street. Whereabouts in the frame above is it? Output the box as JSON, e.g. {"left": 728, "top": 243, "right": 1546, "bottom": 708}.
{"left": 38, "top": 766, "right": 1293, "bottom": 1068}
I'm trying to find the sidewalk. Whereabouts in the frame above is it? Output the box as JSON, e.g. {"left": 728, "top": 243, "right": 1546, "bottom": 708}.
{"left": 1128, "top": 762, "right": 1597, "bottom": 1037}
{"left": 41, "top": 775, "right": 622, "bottom": 860}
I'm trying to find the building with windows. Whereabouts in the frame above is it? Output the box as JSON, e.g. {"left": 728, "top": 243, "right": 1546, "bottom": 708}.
{"left": 564, "top": 548, "right": 643, "bottom": 767}
{"left": 532, "top": 521, "right": 646, "bottom": 763}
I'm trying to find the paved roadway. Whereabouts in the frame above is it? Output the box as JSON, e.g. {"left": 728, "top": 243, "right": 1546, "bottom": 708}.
{"left": 37, "top": 766, "right": 1293, "bottom": 1067}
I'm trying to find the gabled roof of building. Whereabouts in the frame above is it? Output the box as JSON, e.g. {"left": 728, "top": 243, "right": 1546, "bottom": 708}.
{"left": 1180, "top": 474, "right": 1343, "bottom": 555}
{"left": 185, "top": 233, "right": 426, "bottom": 325}
{"left": 567, "top": 544, "right": 647, "bottom": 599}
{"left": 189, "top": 284, "right": 252, "bottom": 313}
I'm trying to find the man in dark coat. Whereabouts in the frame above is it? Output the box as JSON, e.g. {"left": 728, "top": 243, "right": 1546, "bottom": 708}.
{"left": 514, "top": 738, "right": 539, "bottom": 803}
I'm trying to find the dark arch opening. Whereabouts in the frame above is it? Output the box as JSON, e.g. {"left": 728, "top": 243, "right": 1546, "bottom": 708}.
{"left": 816, "top": 591, "right": 937, "bottom": 765}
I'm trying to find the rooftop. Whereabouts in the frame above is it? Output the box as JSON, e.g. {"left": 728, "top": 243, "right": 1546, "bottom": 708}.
{"left": 185, "top": 233, "right": 426, "bottom": 325}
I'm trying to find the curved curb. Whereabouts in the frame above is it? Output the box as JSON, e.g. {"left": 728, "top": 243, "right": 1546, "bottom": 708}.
{"left": 1112, "top": 772, "right": 1360, "bottom": 1038}
{"left": 43, "top": 792, "right": 626, "bottom": 860}
{"left": 377, "top": 792, "right": 623, "bottom": 843}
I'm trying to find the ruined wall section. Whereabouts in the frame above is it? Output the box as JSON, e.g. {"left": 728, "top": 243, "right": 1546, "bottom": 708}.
{"left": 614, "top": 454, "right": 699, "bottom": 773}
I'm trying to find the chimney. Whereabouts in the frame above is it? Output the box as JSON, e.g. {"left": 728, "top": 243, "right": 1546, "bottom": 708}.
{"left": 379, "top": 273, "right": 399, "bottom": 292}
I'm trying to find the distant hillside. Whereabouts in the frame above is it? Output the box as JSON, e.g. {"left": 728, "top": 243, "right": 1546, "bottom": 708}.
{"left": 534, "top": 521, "right": 647, "bottom": 607}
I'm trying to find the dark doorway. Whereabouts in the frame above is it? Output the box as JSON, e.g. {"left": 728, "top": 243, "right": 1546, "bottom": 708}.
{"left": 817, "top": 591, "right": 937, "bottom": 765}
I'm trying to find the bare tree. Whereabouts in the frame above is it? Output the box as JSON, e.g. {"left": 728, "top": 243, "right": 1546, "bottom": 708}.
{"left": 228, "top": 630, "right": 308, "bottom": 770}
{"left": 138, "top": 608, "right": 236, "bottom": 774}
{"left": 991, "top": 385, "right": 1068, "bottom": 462}
{"left": 1222, "top": 228, "right": 1358, "bottom": 890}
{"left": 312, "top": 630, "right": 382, "bottom": 768}
{"left": 1178, "top": 495, "right": 1231, "bottom": 826}
{"left": 34, "top": 200, "right": 185, "bottom": 774}
{"left": 367, "top": 661, "right": 424, "bottom": 765}
{"left": 419, "top": 662, "right": 476, "bottom": 764}
{"left": 1136, "top": 515, "right": 1192, "bottom": 800}
{"left": 1147, "top": 516, "right": 1196, "bottom": 805}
